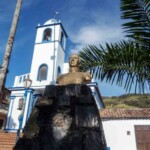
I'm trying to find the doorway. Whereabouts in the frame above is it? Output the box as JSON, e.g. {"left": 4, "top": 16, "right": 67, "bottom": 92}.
{"left": 135, "top": 125, "right": 150, "bottom": 150}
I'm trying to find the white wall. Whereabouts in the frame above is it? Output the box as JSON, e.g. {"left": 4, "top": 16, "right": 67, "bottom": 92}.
{"left": 102, "top": 119, "right": 150, "bottom": 150}
{"left": 63, "top": 63, "right": 69, "bottom": 74}
{"left": 30, "top": 43, "right": 54, "bottom": 86}
{"left": 6, "top": 89, "right": 34, "bottom": 131}
{"left": 6, "top": 90, "right": 24, "bottom": 130}
{"left": 55, "top": 44, "right": 65, "bottom": 80}
{"left": 30, "top": 22, "right": 66, "bottom": 86}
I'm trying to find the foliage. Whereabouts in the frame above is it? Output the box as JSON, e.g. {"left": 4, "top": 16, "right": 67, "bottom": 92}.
{"left": 103, "top": 94, "right": 150, "bottom": 108}
{"left": 79, "top": 0, "right": 150, "bottom": 93}
{"left": 80, "top": 41, "right": 150, "bottom": 93}
{"left": 121, "top": 0, "right": 150, "bottom": 48}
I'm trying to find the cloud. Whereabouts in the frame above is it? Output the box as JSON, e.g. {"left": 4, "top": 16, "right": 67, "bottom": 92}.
{"left": 61, "top": 0, "right": 124, "bottom": 54}
{"left": 70, "top": 45, "right": 84, "bottom": 54}
{"left": 72, "top": 25, "right": 123, "bottom": 44}
{"left": 69, "top": 24, "right": 124, "bottom": 53}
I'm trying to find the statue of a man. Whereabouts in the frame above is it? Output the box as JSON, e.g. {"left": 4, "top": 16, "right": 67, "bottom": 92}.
{"left": 57, "top": 54, "right": 92, "bottom": 85}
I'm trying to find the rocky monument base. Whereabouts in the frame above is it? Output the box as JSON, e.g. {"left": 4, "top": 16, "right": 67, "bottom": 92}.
{"left": 14, "top": 84, "right": 107, "bottom": 150}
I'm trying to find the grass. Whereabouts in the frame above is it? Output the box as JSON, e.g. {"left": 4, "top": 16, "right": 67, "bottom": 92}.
{"left": 103, "top": 94, "right": 150, "bottom": 109}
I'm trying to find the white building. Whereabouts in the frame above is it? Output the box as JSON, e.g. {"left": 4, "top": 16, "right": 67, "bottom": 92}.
{"left": 5, "top": 18, "right": 150, "bottom": 150}
{"left": 5, "top": 19, "right": 104, "bottom": 132}
{"left": 100, "top": 108, "right": 150, "bottom": 150}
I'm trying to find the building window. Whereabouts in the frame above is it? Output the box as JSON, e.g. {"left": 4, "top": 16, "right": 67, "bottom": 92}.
{"left": 23, "top": 75, "right": 26, "bottom": 81}
{"left": 57, "top": 66, "right": 61, "bottom": 77}
{"left": 43, "top": 28, "right": 52, "bottom": 41}
{"left": 60, "top": 32, "right": 65, "bottom": 48}
{"left": 19, "top": 76, "right": 22, "bottom": 83}
{"left": 37, "top": 64, "right": 48, "bottom": 81}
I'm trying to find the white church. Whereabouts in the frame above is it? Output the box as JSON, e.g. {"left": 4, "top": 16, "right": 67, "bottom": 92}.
{"left": 4, "top": 18, "right": 150, "bottom": 150}
{"left": 5, "top": 18, "right": 104, "bottom": 132}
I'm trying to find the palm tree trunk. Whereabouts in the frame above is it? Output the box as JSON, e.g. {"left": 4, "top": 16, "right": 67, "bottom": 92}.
{"left": 0, "top": 0, "right": 23, "bottom": 92}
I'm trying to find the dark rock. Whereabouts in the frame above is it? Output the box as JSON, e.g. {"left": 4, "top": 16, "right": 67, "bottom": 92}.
{"left": 14, "top": 84, "right": 107, "bottom": 150}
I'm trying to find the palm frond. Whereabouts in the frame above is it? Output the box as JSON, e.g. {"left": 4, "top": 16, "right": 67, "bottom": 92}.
{"left": 121, "top": 0, "right": 150, "bottom": 48}
{"left": 79, "top": 40, "right": 150, "bottom": 93}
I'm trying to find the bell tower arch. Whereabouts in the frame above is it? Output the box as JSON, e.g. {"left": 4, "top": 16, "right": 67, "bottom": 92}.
{"left": 30, "top": 19, "right": 67, "bottom": 86}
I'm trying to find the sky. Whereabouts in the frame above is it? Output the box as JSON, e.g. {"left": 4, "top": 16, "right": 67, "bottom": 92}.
{"left": 0, "top": 0, "right": 131, "bottom": 97}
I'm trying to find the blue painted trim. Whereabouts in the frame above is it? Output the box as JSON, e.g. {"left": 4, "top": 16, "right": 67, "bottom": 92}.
{"left": 8, "top": 86, "right": 45, "bottom": 91}
{"left": 32, "top": 94, "right": 42, "bottom": 107}
{"left": 10, "top": 96, "right": 16, "bottom": 99}
{"left": 26, "top": 91, "right": 32, "bottom": 123}
{"left": 6, "top": 96, "right": 15, "bottom": 129}
{"left": 8, "top": 87, "right": 35, "bottom": 92}
{"left": 92, "top": 92, "right": 96, "bottom": 96}
{"left": 32, "top": 94, "right": 35, "bottom": 108}
{"left": 37, "top": 64, "right": 48, "bottom": 81}
{"left": 4, "top": 128, "right": 23, "bottom": 131}
{"left": 11, "top": 95, "right": 24, "bottom": 98}
{"left": 24, "top": 90, "right": 28, "bottom": 97}
{"left": 5, "top": 96, "right": 15, "bottom": 129}
{"left": 26, "top": 89, "right": 34, "bottom": 93}
{"left": 21, "top": 89, "right": 31, "bottom": 129}
{"left": 87, "top": 82, "right": 98, "bottom": 86}
{"left": 36, "top": 23, "right": 68, "bottom": 37}
{"left": 58, "top": 41, "right": 65, "bottom": 52}
{"left": 33, "top": 94, "right": 42, "bottom": 97}
{"left": 22, "top": 90, "right": 27, "bottom": 129}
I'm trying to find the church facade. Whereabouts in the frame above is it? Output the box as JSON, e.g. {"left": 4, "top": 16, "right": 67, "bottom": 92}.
{"left": 5, "top": 19, "right": 104, "bottom": 132}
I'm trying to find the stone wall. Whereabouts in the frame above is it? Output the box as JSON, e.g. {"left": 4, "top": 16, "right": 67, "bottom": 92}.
{"left": 14, "top": 84, "right": 107, "bottom": 150}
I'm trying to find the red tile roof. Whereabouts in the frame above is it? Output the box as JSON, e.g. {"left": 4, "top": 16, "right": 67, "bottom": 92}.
{"left": 99, "top": 108, "right": 150, "bottom": 120}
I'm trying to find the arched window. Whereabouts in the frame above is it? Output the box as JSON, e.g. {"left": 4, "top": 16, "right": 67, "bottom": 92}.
{"left": 37, "top": 64, "right": 48, "bottom": 81}
{"left": 57, "top": 66, "right": 61, "bottom": 77}
{"left": 43, "top": 28, "right": 52, "bottom": 41}
{"left": 60, "top": 32, "right": 65, "bottom": 47}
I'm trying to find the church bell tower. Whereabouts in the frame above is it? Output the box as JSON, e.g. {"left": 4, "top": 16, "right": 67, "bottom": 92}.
{"left": 30, "top": 19, "right": 67, "bottom": 86}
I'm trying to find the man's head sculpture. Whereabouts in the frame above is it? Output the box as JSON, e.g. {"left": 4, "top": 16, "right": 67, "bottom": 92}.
{"left": 69, "top": 54, "right": 80, "bottom": 72}
{"left": 69, "top": 54, "right": 80, "bottom": 67}
{"left": 57, "top": 54, "right": 92, "bottom": 85}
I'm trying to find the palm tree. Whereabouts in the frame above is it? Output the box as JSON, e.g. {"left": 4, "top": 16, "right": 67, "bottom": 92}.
{"left": 79, "top": 0, "right": 150, "bottom": 93}
{"left": 0, "top": 0, "right": 23, "bottom": 92}
{"left": 121, "top": 0, "right": 150, "bottom": 48}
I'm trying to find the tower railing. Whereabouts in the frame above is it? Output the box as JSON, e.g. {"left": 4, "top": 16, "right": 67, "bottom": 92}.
{"left": 13, "top": 73, "right": 30, "bottom": 87}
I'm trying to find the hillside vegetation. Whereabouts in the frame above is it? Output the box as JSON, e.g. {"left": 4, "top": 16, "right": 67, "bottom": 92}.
{"left": 103, "top": 94, "right": 150, "bottom": 109}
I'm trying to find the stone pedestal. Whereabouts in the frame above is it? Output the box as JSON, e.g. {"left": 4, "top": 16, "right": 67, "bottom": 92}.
{"left": 14, "top": 84, "right": 107, "bottom": 150}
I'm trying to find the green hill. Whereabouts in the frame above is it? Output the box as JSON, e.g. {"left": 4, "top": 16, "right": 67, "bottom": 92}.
{"left": 103, "top": 94, "right": 150, "bottom": 109}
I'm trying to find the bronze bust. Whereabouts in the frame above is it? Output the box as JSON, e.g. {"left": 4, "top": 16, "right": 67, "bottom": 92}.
{"left": 57, "top": 54, "right": 92, "bottom": 85}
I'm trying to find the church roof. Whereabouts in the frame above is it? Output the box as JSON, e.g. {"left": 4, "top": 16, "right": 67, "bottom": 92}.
{"left": 44, "top": 19, "right": 58, "bottom": 25}
{"left": 100, "top": 108, "right": 150, "bottom": 120}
